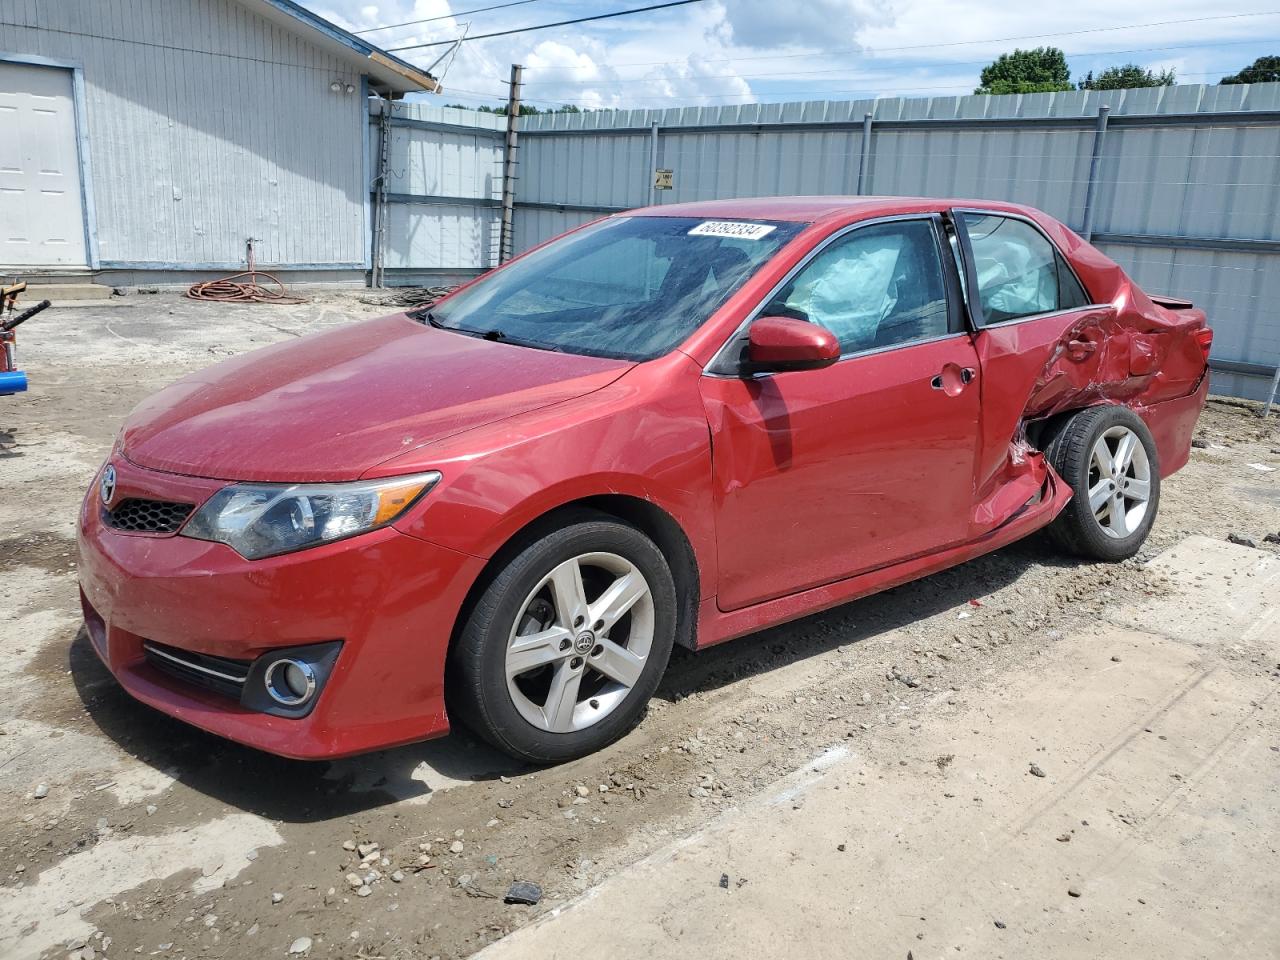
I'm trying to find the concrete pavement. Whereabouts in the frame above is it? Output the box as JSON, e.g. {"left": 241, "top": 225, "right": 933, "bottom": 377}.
{"left": 479, "top": 536, "right": 1280, "bottom": 960}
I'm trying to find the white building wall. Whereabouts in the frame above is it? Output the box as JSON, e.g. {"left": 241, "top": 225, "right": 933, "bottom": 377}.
{"left": 0, "top": 0, "right": 369, "bottom": 271}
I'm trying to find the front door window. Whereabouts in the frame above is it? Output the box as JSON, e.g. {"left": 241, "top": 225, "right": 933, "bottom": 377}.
{"left": 761, "top": 219, "right": 952, "bottom": 354}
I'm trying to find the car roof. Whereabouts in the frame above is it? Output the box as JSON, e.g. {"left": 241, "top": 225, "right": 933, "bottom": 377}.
{"left": 626, "top": 195, "right": 1042, "bottom": 225}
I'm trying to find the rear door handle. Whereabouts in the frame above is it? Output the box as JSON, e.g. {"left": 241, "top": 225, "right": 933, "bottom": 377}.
{"left": 1067, "top": 338, "right": 1097, "bottom": 358}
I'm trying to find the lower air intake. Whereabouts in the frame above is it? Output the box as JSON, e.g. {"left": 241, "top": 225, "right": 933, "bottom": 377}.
{"left": 143, "top": 641, "right": 249, "bottom": 700}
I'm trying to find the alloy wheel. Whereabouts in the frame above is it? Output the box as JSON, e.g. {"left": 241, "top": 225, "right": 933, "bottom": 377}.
{"left": 1087, "top": 425, "right": 1151, "bottom": 539}
{"left": 504, "top": 551, "right": 655, "bottom": 733}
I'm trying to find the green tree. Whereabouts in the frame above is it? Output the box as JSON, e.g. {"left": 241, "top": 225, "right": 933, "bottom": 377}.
{"left": 975, "top": 47, "right": 1073, "bottom": 95}
{"left": 1078, "top": 64, "right": 1176, "bottom": 90}
{"left": 1220, "top": 55, "right": 1280, "bottom": 84}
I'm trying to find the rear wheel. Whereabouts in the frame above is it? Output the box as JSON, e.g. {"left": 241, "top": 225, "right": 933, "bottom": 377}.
{"left": 1044, "top": 405, "right": 1160, "bottom": 561}
{"left": 450, "top": 513, "right": 677, "bottom": 764}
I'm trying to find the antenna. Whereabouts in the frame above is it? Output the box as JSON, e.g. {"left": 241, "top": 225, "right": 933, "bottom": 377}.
{"left": 424, "top": 22, "right": 471, "bottom": 89}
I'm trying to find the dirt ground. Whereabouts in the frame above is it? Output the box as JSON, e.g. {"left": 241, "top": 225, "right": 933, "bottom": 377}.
{"left": 1, "top": 292, "right": 1277, "bottom": 960}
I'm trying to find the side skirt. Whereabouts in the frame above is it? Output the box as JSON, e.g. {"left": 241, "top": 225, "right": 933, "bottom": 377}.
{"left": 694, "top": 473, "right": 1073, "bottom": 649}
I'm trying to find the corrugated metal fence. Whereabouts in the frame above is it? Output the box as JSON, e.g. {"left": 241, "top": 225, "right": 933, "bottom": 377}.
{"left": 369, "top": 99, "right": 505, "bottom": 283}
{"left": 376, "top": 83, "right": 1280, "bottom": 400}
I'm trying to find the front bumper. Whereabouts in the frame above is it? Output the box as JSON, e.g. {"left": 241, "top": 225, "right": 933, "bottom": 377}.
{"left": 77, "top": 456, "right": 486, "bottom": 759}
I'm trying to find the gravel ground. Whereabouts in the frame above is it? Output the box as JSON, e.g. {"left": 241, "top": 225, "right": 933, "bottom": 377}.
{"left": 1, "top": 293, "right": 1277, "bottom": 960}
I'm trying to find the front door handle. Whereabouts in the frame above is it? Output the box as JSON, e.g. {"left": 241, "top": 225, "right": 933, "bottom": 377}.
{"left": 932, "top": 365, "right": 977, "bottom": 394}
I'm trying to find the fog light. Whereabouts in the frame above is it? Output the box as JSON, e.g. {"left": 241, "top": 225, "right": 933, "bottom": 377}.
{"left": 264, "top": 658, "right": 317, "bottom": 706}
{"left": 241, "top": 641, "right": 341, "bottom": 718}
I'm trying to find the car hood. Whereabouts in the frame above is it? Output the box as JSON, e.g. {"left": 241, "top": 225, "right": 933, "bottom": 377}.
{"left": 121, "top": 314, "right": 633, "bottom": 483}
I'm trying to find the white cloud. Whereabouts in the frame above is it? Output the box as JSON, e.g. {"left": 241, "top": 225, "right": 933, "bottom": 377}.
{"left": 308, "top": 0, "right": 1280, "bottom": 109}
{"left": 720, "top": 0, "right": 893, "bottom": 50}
{"left": 525, "top": 40, "right": 603, "bottom": 82}
{"left": 633, "top": 57, "right": 755, "bottom": 106}
{"left": 523, "top": 40, "right": 615, "bottom": 109}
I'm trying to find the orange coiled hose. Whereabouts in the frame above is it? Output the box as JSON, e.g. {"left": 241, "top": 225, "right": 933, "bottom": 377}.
{"left": 186, "top": 270, "right": 306, "bottom": 304}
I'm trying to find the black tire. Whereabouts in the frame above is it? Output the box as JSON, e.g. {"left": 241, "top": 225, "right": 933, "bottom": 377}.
{"left": 1043, "top": 405, "right": 1160, "bottom": 561}
{"left": 449, "top": 511, "right": 677, "bottom": 764}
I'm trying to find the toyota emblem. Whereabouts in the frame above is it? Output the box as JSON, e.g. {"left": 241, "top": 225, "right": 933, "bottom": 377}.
{"left": 100, "top": 464, "right": 117, "bottom": 507}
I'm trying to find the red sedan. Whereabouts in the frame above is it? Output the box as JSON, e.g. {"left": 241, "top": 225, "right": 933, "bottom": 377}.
{"left": 77, "top": 197, "right": 1212, "bottom": 764}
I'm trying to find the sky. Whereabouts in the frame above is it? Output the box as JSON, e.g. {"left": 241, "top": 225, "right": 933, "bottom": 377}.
{"left": 304, "top": 0, "right": 1280, "bottom": 111}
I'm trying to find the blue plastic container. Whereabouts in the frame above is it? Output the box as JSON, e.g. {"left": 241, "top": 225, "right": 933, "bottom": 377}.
{"left": 0, "top": 370, "right": 29, "bottom": 394}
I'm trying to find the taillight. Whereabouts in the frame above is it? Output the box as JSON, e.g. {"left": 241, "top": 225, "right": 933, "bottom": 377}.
{"left": 1194, "top": 327, "right": 1213, "bottom": 359}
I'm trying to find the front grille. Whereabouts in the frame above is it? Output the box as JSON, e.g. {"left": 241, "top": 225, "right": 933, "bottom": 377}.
{"left": 143, "top": 641, "right": 249, "bottom": 700}
{"left": 105, "top": 498, "right": 193, "bottom": 534}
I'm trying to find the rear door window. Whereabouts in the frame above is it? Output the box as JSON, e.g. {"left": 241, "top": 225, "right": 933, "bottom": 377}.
{"left": 959, "top": 213, "right": 1090, "bottom": 323}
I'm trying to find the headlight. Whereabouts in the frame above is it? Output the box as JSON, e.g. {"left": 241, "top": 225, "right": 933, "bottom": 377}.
{"left": 182, "top": 471, "right": 440, "bottom": 559}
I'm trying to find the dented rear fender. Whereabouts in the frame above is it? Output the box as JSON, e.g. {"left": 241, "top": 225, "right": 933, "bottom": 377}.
{"left": 970, "top": 266, "right": 1208, "bottom": 538}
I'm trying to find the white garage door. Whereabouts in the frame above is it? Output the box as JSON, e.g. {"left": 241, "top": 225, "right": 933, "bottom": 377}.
{"left": 0, "top": 61, "right": 88, "bottom": 267}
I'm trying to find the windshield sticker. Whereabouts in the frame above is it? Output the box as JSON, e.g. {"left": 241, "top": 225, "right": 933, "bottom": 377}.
{"left": 688, "top": 221, "right": 777, "bottom": 241}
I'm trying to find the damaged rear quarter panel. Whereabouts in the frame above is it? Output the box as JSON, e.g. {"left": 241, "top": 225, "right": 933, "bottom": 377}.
{"left": 969, "top": 221, "right": 1209, "bottom": 537}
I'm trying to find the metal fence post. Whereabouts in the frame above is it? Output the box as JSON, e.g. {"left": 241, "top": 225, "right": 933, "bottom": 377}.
{"left": 1080, "top": 104, "right": 1110, "bottom": 241}
{"left": 1262, "top": 363, "right": 1280, "bottom": 418}
{"left": 648, "top": 121, "right": 660, "bottom": 206}
{"left": 856, "top": 112, "right": 873, "bottom": 195}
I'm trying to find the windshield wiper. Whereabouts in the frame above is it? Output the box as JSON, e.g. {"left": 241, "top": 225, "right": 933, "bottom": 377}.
{"left": 487, "top": 330, "right": 565, "bottom": 353}
{"left": 409, "top": 308, "right": 447, "bottom": 328}
{"left": 413, "top": 309, "right": 493, "bottom": 339}
{"left": 414, "top": 310, "right": 562, "bottom": 353}
{"left": 413, "top": 310, "right": 488, "bottom": 339}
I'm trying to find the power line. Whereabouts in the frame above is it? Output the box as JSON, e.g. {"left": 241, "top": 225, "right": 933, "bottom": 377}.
{"left": 386, "top": 0, "right": 709, "bottom": 51}
{"left": 515, "top": 37, "right": 1278, "bottom": 87}
{"left": 354, "top": 0, "right": 548, "bottom": 35}
{"left": 444, "top": 88, "right": 511, "bottom": 100}
{"left": 516, "top": 9, "right": 1280, "bottom": 73}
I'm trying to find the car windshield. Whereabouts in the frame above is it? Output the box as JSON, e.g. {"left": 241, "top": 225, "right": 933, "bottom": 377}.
{"left": 424, "top": 216, "right": 804, "bottom": 361}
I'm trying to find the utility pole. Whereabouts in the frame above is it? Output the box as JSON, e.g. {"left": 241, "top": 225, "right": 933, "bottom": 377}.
{"left": 371, "top": 95, "right": 392, "bottom": 288}
{"left": 498, "top": 63, "right": 522, "bottom": 265}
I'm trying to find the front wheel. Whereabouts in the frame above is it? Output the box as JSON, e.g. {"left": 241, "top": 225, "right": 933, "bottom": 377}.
{"left": 449, "top": 513, "right": 677, "bottom": 764}
{"left": 1043, "top": 405, "right": 1160, "bottom": 561}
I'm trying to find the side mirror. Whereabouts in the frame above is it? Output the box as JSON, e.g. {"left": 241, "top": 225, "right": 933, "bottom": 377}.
{"left": 744, "top": 316, "right": 840, "bottom": 373}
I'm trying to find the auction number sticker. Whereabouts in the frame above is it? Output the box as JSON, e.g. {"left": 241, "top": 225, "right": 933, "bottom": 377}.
{"left": 688, "top": 221, "right": 777, "bottom": 240}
